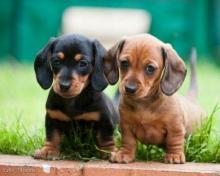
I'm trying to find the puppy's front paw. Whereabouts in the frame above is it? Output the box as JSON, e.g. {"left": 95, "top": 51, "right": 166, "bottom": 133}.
{"left": 164, "top": 152, "right": 185, "bottom": 164}
{"left": 100, "top": 151, "right": 110, "bottom": 160}
{"left": 97, "top": 137, "right": 116, "bottom": 160}
{"left": 110, "top": 150, "right": 134, "bottom": 163}
{"left": 34, "top": 146, "right": 60, "bottom": 160}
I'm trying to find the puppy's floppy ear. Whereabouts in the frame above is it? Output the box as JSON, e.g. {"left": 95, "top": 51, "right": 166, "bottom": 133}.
{"left": 91, "top": 39, "right": 108, "bottom": 91}
{"left": 160, "top": 44, "right": 187, "bottom": 96}
{"left": 103, "top": 39, "right": 125, "bottom": 85}
{"left": 34, "top": 37, "right": 57, "bottom": 89}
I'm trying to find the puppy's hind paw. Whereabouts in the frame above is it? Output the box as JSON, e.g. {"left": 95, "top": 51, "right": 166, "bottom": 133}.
{"left": 164, "top": 152, "right": 185, "bottom": 164}
{"left": 110, "top": 150, "right": 134, "bottom": 163}
{"left": 34, "top": 146, "right": 60, "bottom": 160}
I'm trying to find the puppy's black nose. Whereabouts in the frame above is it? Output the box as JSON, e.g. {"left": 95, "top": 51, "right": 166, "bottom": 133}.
{"left": 125, "top": 84, "right": 137, "bottom": 94}
{"left": 60, "top": 82, "right": 71, "bottom": 92}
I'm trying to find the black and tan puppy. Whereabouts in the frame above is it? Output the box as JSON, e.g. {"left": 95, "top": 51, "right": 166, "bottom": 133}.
{"left": 34, "top": 34, "right": 118, "bottom": 160}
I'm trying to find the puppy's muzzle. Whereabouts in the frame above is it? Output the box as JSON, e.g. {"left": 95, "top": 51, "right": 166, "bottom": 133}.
{"left": 59, "top": 81, "right": 71, "bottom": 92}
{"left": 125, "top": 83, "right": 137, "bottom": 94}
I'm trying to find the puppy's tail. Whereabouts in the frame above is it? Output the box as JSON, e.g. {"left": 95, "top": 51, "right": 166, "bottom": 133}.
{"left": 186, "top": 47, "right": 198, "bottom": 101}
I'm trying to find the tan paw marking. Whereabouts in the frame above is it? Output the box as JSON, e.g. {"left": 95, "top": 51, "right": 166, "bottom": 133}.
{"left": 34, "top": 146, "right": 60, "bottom": 160}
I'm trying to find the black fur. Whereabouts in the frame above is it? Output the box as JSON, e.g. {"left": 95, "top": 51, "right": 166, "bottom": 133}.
{"left": 34, "top": 34, "right": 108, "bottom": 91}
{"left": 34, "top": 34, "right": 118, "bottom": 158}
{"left": 45, "top": 87, "right": 118, "bottom": 143}
{"left": 34, "top": 38, "right": 57, "bottom": 89}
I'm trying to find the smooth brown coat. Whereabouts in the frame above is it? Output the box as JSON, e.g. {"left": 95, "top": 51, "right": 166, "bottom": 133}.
{"left": 103, "top": 34, "right": 204, "bottom": 164}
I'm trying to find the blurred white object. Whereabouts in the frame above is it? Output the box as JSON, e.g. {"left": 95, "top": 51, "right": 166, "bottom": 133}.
{"left": 62, "top": 7, "right": 151, "bottom": 48}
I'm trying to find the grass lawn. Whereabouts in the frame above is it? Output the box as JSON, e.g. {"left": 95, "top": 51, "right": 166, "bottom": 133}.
{"left": 0, "top": 61, "right": 220, "bottom": 162}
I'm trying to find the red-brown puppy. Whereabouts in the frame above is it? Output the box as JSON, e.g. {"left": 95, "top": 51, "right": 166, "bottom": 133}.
{"left": 103, "top": 34, "right": 204, "bottom": 164}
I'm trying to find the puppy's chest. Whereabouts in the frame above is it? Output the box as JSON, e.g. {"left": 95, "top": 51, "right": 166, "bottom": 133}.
{"left": 48, "top": 101, "right": 100, "bottom": 122}
{"left": 129, "top": 110, "right": 167, "bottom": 145}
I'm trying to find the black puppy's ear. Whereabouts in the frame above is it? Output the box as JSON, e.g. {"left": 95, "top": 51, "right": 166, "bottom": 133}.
{"left": 91, "top": 39, "right": 108, "bottom": 91}
{"left": 34, "top": 38, "right": 57, "bottom": 89}
{"left": 160, "top": 44, "right": 187, "bottom": 96}
{"left": 103, "top": 39, "right": 125, "bottom": 85}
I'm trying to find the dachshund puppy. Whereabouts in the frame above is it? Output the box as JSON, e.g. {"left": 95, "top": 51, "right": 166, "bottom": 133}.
{"left": 34, "top": 34, "right": 118, "bottom": 160}
{"left": 103, "top": 34, "right": 204, "bottom": 164}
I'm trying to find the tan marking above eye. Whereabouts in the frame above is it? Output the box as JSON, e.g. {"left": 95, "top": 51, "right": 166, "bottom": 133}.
{"left": 74, "top": 112, "right": 100, "bottom": 121}
{"left": 47, "top": 109, "right": 70, "bottom": 121}
{"left": 57, "top": 52, "right": 65, "bottom": 60}
{"left": 74, "top": 54, "right": 82, "bottom": 61}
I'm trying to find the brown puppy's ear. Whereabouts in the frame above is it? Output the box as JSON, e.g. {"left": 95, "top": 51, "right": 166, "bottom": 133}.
{"left": 103, "top": 40, "right": 126, "bottom": 85}
{"left": 91, "top": 39, "right": 108, "bottom": 91}
{"left": 160, "top": 44, "right": 187, "bottom": 96}
{"left": 34, "top": 38, "right": 58, "bottom": 90}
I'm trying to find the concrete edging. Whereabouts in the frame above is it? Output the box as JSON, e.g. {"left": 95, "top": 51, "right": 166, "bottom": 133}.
{"left": 0, "top": 155, "right": 220, "bottom": 176}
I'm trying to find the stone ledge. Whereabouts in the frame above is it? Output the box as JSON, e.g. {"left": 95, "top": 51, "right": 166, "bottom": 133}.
{"left": 0, "top": 155, "right": 220, "bottom": 176}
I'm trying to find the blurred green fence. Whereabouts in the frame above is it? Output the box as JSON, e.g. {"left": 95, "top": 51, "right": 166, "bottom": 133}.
{"left": 0, "top": 0, "right": 220, "bottom": 62}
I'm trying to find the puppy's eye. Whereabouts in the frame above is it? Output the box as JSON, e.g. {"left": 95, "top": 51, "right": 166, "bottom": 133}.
{"left": 79, "top": 60, "right": 88, "bottom": 68}
{"left": 120, "top": 60, "right": 129, "bottom": 69}
{"left": 145, "top": 65, "right": 155, "bottom": 75}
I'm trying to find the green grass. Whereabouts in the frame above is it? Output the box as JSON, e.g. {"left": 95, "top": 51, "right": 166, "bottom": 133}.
{"left": 0, "top": 61, "right": 220, "bottom": 162}
{"left": 0, "top": 118, "right": 43, "bottom": 156}
{"left": 1, "top": 105, "right": 219, "bottom": 163}
{"left": 184, "top": 105, "right": 220, "bottom": 163}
